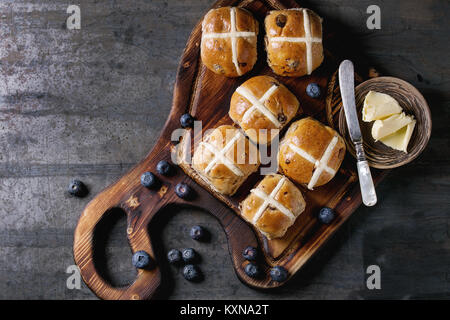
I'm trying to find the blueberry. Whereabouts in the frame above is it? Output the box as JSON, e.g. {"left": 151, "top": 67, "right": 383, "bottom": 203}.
{"left": 156, "top": 160, "right": 173, "bottom": 176}
{"left": 167, "top": 249, "right": 182, "bottom": 265}
{"left": 244, "top": 263, "right": 260, "bottom": 278}
{"left": 183, "top": 264, "right": 202, "bottom": 282}
{"left": 140, "top": 171, "right": 159, "bottom": 189}
{"left": 242, "top": 246, "right": 258, "bottom": 261}
{"left": 318, "top": 207, "right": 335, "bottom": 224}
{"left": 270, "top": 266, "right": 288, "bottom": 282}
{"left": 306, "top": 83, "right": 321, "bottom": 98}
{"left": 182, "top": 248, "right": 198, "bottom": 264}
{"left": 68, "top": 179, "right": 88, "bottom": 197}
{"left": 180, "top": 113, "right": 194, "bottom": 128}
{"left": 190, "top": 225, "right": 206, "bottom": 241}
{"left": 175, "top": 183, "right": 194, "bottom": 200}
{"left": 132, "top": 250, "right": 152, "bottom": 269}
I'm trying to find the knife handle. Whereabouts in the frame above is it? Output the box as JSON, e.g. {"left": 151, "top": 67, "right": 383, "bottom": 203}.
{"left": 355, "top": 142, "right": 377, "bottom": 206}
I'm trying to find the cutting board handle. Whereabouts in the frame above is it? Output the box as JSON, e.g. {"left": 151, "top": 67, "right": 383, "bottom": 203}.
{"left": 73, "top": 154, "right": 167, "bottom": 300}
{"left": 73, "top": 145, "right": 268, "bottom": 300}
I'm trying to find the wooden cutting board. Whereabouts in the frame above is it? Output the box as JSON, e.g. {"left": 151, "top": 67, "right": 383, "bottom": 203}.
{"left": 73, "top": 0, "right": 388, "bottom": 300}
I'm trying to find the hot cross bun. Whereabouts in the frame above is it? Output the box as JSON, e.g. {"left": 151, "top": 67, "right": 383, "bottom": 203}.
{"left": 240, "top": 174, "right": 306, "bottom": 239}
{"left": 192, "top": 125, "right": 260, "bottom": 195}
{"left": 229, "top": 76, "right": 300, "bottom": 145}
{"left": 265, "top": 8, "right": 324, "bottom": 77}
{"left": 278, "top": 117, "right": 346, "bottom": 189}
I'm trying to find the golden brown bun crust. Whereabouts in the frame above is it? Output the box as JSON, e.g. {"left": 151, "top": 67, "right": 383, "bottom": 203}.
{"left": 201, "top": 7, "right": 259, "bottom": 77}
{"left": 265, "top": 8, "right": 323, "bottom": 77}
{"left": 229, "top": 76, "right": 300, "bottom": 144}
{"left": 278, "top": 117, "right": 346, "bottom": 187}
{"left": 240, "top": 174, "right": 306, "bottom": 239}
{"left": 192, "top": 125, "right": 260, "bottom": 195}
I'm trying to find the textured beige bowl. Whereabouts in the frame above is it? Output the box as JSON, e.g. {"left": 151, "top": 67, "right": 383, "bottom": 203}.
{"left": 339, "top": 77, "right": 432, "bottom": 169}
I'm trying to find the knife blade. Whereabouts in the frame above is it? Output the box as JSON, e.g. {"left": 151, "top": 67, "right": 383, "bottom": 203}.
{"left": 339, "top": 60, "right": 362, "bottom": 142}
{"left": 339, "top": 60, "right": 377, "bottom": 206}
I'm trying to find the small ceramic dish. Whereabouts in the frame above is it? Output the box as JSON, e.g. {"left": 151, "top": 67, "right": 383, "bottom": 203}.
{"left": 338, "top": 76, "right": 432, "bottom": 169}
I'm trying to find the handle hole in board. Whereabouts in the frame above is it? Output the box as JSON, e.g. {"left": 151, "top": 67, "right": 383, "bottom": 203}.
{"left": 93, "top": 207, "right": 137, "bottom": 288}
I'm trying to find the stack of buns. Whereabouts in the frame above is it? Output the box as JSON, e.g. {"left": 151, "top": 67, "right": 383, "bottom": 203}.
{"left": 191, "top": 6, "right": 343, "bottom": 239}
{"left": 201, "top": 7, "right": 324, "bottom": 77}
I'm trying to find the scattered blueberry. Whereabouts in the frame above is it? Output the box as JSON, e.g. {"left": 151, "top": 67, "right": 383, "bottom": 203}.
{"left": 132, "top": 250, "right": 152, "bottom": 269}
{"left": 242, "top": 246, "right": 258, "bottom": 261}
{"left": 180, "top": 113, "right": 194, "bottom": 128}
{"left": 190, "top": 225, "right": 207, "bottom": 241}
{"left": 156, "top": 160, "right": 173, "bottom": 176}
{"left": 167, "top": 249, "right": 182, "bottom": 265}
{"left": 68, "top": 179, "right": 88, "bottom": 197}
{"left": 318, "top": 207, "right": 336, "bottom": 224}
{"left": 244, "top": 263, "right": 260, "bottom": 278}
{"left": 270, "top": 266, "right": 288, "bottom": 282}
{"left": 175, "top": 183, "right": 194, "bottom": 200}
{"left": 183, "top": 264, "right": 202, "bottom": 282}
{"left": 306, "top": 83, "right": 321, "bottom": 98}
{"left": 140, "top": 171, "right": 159, "bottom": 189}
{"left": 182, "top": 248, "right": 198, "bottom": 264}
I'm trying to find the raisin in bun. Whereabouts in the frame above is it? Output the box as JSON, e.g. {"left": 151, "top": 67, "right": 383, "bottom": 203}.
{"left": 201, "top": 7, "right": 259, "bottom": 77}
{"left": 278, "top": 117, "right": 345, "bottom": 189}
{"left": 192, "top": 125, "right": 260, "bottom": 195}
{"left": 240, "top": 174, "right": 306, "bottom": 239}
{"left": 229, "top": 76, "right": 300, "bottom": 145}
{"left": 265, "top": 8, "right": 324, "bottom": 77}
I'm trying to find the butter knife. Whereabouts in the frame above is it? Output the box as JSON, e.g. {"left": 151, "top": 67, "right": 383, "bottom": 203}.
{"left": 339, "top": 60, "right": 377, "bottom": 206}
